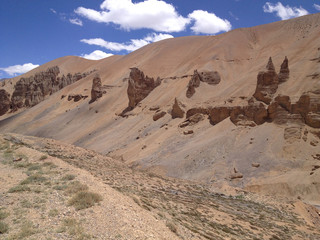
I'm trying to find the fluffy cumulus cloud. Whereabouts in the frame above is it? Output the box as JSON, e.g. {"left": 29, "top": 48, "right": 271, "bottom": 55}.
{"left": 188, "top": 10, "right": 231, "bottom": 34}
{"left": 69, "top": 18, "right": 83, "bottom": 26}
{"left": 314, "top": 4, "right": 320, "bottom": 11}
{"left": 263, "top": 2, "right": 309, "bottom": 20}
{"left": 75, "top": 0, "right": 190, "bottom": 32}
{"left": 81, "top": 33, "right": 173, "bottom": 52}
{"left": 81, "top": 50, "right": 113, "bottom": 60}
{"left": 0, "top": 63, "right": 39, "bottom": 76}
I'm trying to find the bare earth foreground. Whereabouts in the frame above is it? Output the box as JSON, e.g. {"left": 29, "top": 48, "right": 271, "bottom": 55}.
{"left": 1, "top": 13, "right": 320, "bottom": 239}
{"left": 0, "top": 133, "right": 319, "bottom": 240}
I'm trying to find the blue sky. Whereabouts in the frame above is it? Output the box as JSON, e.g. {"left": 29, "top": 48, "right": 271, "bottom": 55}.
{"left": 1, "top": 0, "right": 319, "bottom": 78}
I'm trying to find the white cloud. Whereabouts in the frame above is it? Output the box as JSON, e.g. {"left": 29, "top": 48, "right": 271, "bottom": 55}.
{"left": 229, "top": 11, "right": 239, "bottom": 21}
{"left": 81, "top": 50, "right": 113, "bottom": 60}
{"left": 75, "top": 0, "right": 190, "bottom": 32}
{"left": 0, "top": 63, "right": 39, "bottom": 76}
{"left": 314, "top": 4, "right": 320, "bottom": 11}
{"left": 263, "top": 2, "right": 309, "bottom": 20}
{"left": 81, "top": 33, "right": 173, "bottom": 52}
{"left": 188, "top": 10, "right": 231, "bottom": 34}
{"left": 50, "top": 8, "right": 57, "bottom": 14}
{"left": 69, "top": 18, "right": 83, "bottom": 26}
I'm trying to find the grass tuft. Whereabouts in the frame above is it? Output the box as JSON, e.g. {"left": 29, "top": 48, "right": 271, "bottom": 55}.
{"left": 68, "top": 191, "right": 102, "bottom": 210}
{"left": 20, "top": 173, "right": 47, "bottom": 185}
{"left": 0, "top": 221, "right": 9, "bottom": 234}
{"left": 0, "top": 210, "right": 9, "bottom": 220}
{"left": 8, "top": 185, "right": 31, "bottom": 193}
{"left": 62, "top": 174, "right": 76, "bottom": 181}
{"left": 65, "top": 181, "right": 88, "bottom": 195}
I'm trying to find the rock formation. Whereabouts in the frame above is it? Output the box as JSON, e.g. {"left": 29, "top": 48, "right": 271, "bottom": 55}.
{"left": 127, "top": 68, "right": 161, "bottom": 109}
{"left": 171, "top": 98, "right": 185, "bottom": 119}
{"left": 186, "top": 70, "right": 221, "bottom": 98}
{"left": 253, "top": 57, "right": 279, "bottom": 104}
{"left": 267, "top": 90, "right": 320, "bottom": 128}
{"left": 0, "top": 89, "right": 11, "bottom": 116}
{"left": 9, "top": 66, "right": 91, "bottom": 111}
{"left": 90, "top": 74, "right": 104, "bottom": 104}
{"left": 186, "top": 70, "right": 201, "bottom": 98}
{"left": 278, "top": 56, "right": 289, "bottom": 83}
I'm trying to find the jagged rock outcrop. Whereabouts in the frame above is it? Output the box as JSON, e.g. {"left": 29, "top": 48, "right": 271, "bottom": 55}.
{"left": 10, "top": 66, "right": 91, "bottom": 111}
{"left": 0, "top": 89, "right": 11, "bottom": 116}
{"left": 230, "top": 99, "right": 268, "bottom": 126}
{"left": 205, "top": 99, "right": 268, "bottom": 127}
{"left": 186, "top": 70, "right": 221, "bottom": 98}
{"left": 292, "top": 90, "right": 320, "bottom": 128}
{"left": 171, "top": 98, "right": 185, "bottom": 119}
{"left": 90, "top": 74, "right": 104, "bottom": 104}
{"left": 267, "top": 90, "right": 320, "bottom": 128}
{"left": 278, "top": 56, "right": 289, "bottom": 83}
{"left": 186, "top": 70, "right": 201, "bottom": 98}
{"left": 253, "top": 57, "right": 279, "bottom": 104}
{"left": 127, "top": 68, "right": 161, "bottom": 109}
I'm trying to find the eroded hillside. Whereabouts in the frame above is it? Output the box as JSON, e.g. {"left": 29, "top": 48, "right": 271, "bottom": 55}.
{"left": 0, "top": 13, "right": 320, "bottom": 204}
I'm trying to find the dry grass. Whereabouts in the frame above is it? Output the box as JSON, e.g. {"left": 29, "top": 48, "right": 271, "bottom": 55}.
{"left": 62, "top": 174, "right": 76, "bottom": 181}
{"left": 68, "top": 191, "right": 102, "bottom": 210}
{"left": 8, "top": 185, "right": 31, "bottom": 193}
{"left": 20, "top": 173, "right": 47, "bottom": 185}
{"left": 0, "top": 221, "right": 9, "bottom": 234}
{"left": 65, "top": 181, "right": 89, "bottom": 195}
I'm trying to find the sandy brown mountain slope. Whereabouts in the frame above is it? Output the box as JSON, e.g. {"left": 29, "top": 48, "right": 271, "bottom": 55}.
{"left": 0, "top": 13, "right": 320, "bottom": 203}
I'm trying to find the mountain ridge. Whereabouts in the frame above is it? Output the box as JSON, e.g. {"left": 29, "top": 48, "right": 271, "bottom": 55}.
{"left": 0, "top": 13, "right": 320, "bottom": 204}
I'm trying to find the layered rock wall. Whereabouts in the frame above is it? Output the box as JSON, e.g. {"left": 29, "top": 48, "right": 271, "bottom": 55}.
{"left": 0, "top": 66, "right": 92, "bottom": 115}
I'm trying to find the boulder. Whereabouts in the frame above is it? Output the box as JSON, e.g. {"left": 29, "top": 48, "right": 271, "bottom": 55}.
{"left": 230, "top": 173, "right": 243, "bottom": 179}
{"left": 68, "top": 94, "right": 88, "bottom": 102}
{"left": 251, "top": 163, "right": 260, "bottom": 168}
{"left": 183, "top": 130, "right": 194, "bottom": 135}
{"left": 0, "top": 89, "right": 11, "bottom": 116}
{"left": 153, "top": 111, "right": 166, "bottom": 121}
{"left": 171, "top": 98, "right": 185, "bottom": 119}
{"left": 199, "top": 71, "right": 221, "bottom": 85}
{"left": 127, "top": 68, "right": 161, "bottom": 108}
